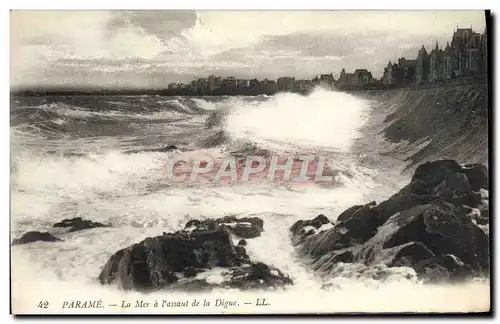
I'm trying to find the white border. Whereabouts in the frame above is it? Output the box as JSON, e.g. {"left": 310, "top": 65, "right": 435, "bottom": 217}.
{"left": 3, "top": 1, "right": 499, "bottom": 323}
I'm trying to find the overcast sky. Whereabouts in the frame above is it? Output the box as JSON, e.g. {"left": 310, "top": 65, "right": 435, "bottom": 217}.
{"left": 10, "top": 10, "right": 487, "bottom": 89}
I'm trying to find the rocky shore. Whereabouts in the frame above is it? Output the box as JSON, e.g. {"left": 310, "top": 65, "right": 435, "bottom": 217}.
{"left": 290, "top": 159, "right": 489, "bottom": 283}
{"left": 98, "top": 217, "right": 292, "bottom": 292}
{"left": 12, "top": 159, "right": 490, "bottom": 291}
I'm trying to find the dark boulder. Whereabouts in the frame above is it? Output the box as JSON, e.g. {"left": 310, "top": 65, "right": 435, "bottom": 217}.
{"left": 222, "top": 262, "right": 293, "bottom": 290}
{"left": 290, "top": 159, "right": 490, "bottom": 284}
{"left": 362, "top": 200, "right": 489, "bottom": 273}
{"left": 159, "top": 145, "right": 178, "bottom": 152}
{"left": 99, "top": 227, "right": 292, "bottom": 292}
{"left": 53, "top": 217, "right": 111, "bottom": 232}
{"left": 462, "top": 163, "right": 488, "bottom": 191}
{"left": 411, "top": 159, "right": 462, "bottom": 186}
{"left": 341, "top": 202, "right": 379, "bottom": 242}
{"left": 290, "top": 214, "right": 332, "bottom": 237}
{"left": 237, "top": 239, "right": 247, "bottom": 246}
{"left": 336, "top": 202, "right": 376, "bottom": 223}
{"left": 376, "top": 192, "right": 436, "bottom": 225}
{"left": 12, "top": 231, "right": 62, "bottom": 245}
{"left": 186, "top": 215, "right": 264, "bottom": 239}
{"left": 450, "top": 192, "right": 482, "bottom": 208}
{"left": 433, "top": 173, "right": 472, "bottom": 200}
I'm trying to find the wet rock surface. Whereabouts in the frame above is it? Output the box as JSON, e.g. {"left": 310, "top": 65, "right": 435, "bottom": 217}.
{"left": 290, "top": 159, "right": 490, "bottom": 283}
{"left": 53, "top": 217, "right": 111, "bottom": 232}
{"left": 99, "top": 218, "right": 292, "bottom": 292}
{"left": 12, "top": 231, "right": 63, "bottom": 245}
{"left": 185, "top": 215, "right": 264, "bottom": 239}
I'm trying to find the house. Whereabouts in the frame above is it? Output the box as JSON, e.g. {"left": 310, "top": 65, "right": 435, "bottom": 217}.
{"left": 277, "top": 77, "right": 296, "bottom": 91}
{"left": 429, "top": 42, "right": 445, "bottom": 83}
{"left": 318, "top": 73, "right": 335, "bottom": 88}
{"left": 480, "top": 29, "right": 488, "bottom": 74}
{"left": 450, "top": 27, "right": 485, "bottom": 76}
{"left": 443, "top": 42, "right": 455, "bottom": 80}
{"left": 397, "top": 58, "right": 417, "bottom": 85}
{"left": 465, "top": 32, "right": 482, "bottom": 73}
{"left": 382, "top": 62, "right": 405, "bottom": 87}
{"left": 261, "top": 79, "right": 277, "bottom": 93}
{"left": 295, "top": 79, "right": 313, "bottom": 92}
{"left": 222, "top": 77, "right": 237, "bottom": 88}
{"left": 354, "top": 69, "right": 373, "bottom": 84}
{"left": 382, "top": 62, "right": 393, "bottom": 86}
{"left": 415, "top": 46, "right": 430, "bottom": 85}
{"left": 237, "top": 79, "right": 250, "bottom": 88}
{"left": 207, "top": 74, "right": 222, "bottom": 92}
{"left": 336, "top": 68, "right": 375, "bottom": 90}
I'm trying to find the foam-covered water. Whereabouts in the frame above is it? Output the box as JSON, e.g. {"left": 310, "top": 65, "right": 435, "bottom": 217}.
{"left": 10, "top": 88, "right": 489, "bottom": 313}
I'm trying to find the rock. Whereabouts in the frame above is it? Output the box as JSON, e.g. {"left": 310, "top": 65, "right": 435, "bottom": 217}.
{"left": 186, "top": 216, "right": 264, "bottom": 239}
{"left": 477, "top": 216, "right": 489, "bottom": 225}
{"left": 160, "top": 145, "right": 178, "bottom": 152}
{"left": 183, "top": 267, "right": 203, "bottom": 278}
{"left": 53, "top": 217, "right": 111, "bottom": 232}
{"left": 376, "top": 192, "right": 436, "bottom": 225}
{"left": 411, "top": 159, "right": 462, "bottom": 186}
{"left": 222, "top": 262, "right": 293, "bottom": 290}
{"left": 125, "top": 145, "right": 178, "bottom": 154}
{"left": 99, "top": 227, "right": 292, "bottom": 292}
{"left": 449, "top": 192, "right": 482, "bottom": 208}
{"left": 235, "top": 245, "right": 248, "bottom": 260}
{"left": 336, "top": 202, "right": 376, "bottom": 223}
{"left": 341, "top": 202, "right": 379, "bottom": 242}
{"left": 442, "top": 254, "right": 474, "bottom": 282}
{"left": 433, "top": 173, "right": 472, "bottom": 200}
{"left": 169, "top": 279, "right": 217, "bottom": 292}
{"left": 462, "top": 163, "right": 488, "bottom": 191}
{"left": 238, "top": 239, "right": 247, "bottom": 246}
{"left": 231, "top": 223, "right": 262, "bottom": 239}
{"left": 373, "top": 200, "right": 489, "bottom": 272}
{"left": 330, "top": 250, "right": 354, "bottom": 264}
{"left": 12, "top": 231, "right": 62, "bottom": 245}
{"left": 389, "top": 242, "right": 436, "bottom": 268}
{"left": 290, "top": 214, "right": 332, "bottom": 236}
{"left": 290, "top": 159, "right": 490, "bottom": 284}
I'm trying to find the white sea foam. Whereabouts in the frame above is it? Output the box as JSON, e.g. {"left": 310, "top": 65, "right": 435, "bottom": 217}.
{"left": 10, "top": 90, "right": 489, "bottom": 314}
{"left": 225, "top": 88, "right": 371, "bottom": 152}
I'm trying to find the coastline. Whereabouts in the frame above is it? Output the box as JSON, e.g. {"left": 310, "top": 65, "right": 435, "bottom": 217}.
{"left": 10, "top": 75, "right": 488, "bottom": 97}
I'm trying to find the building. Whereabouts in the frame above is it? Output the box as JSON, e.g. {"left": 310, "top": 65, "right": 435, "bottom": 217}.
{"left": 397, "top": 58, "right": 417, "bottom": 85}
{"left": 222, "top": 77, "right": 237, "bottom": 88}
{"left": 382, "top": 62, "right": 405, "bottom": 87}
{"left": 415, "top": 46, "right": 429, "bottom": 85}
{"left": 442, "top": 42, "right": 454, "bottom": 80}
{"left": 261, "top": 79, "right": 277, "bottom": 93}
{"left": 237, "top": 79, "right": 250, "bottom": 88}
{"left": 450, "top": 27, "right": 483, "bottom": 76}
{"left": 466, "top": 32, "right": 482, "bottom": 73}
{"left": 480, "top": 29, "right": 488, "bottom": 74}
{"left": 318, "top": 73, "right": 335, "bottom": 88}
{"left": 336, "top": 68, "right": 375, "bottom": 90}
{"left": 295, "top": 79, "right": 313, "bottom": 92}
{"left": 207, "top": 74, "right": 222, "bottom": 93}
{"left": 382, "top": 62, "right": 394, "bottom": 86}
{"left": 277, "top": 77, "right": 296, "bottom": 91}
{"left": 354, "top": 69, "right": 373, "bottom": 84}
{"left": 429, "top": 42, "right": 445, "bottom": 83}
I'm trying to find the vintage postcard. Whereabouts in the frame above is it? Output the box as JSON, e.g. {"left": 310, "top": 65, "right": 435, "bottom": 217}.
{"left": 10, "top": 10, "right": 491, "bottom": 315}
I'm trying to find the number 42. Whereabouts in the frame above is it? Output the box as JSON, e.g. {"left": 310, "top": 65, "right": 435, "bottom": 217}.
{"left": 37, "top": 301, "right": 49, "bottom": 309}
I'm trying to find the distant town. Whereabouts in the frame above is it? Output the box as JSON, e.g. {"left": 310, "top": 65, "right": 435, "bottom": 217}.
{"left": 13, "top": 27, "right": 489, "bottom": 97}
{"left": 163, "top": 27, "right": 488, "bottom": 95}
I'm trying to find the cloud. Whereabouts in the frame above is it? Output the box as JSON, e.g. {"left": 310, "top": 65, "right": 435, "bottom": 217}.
{"left": 10, "top": 10, "right": 487, "bottom": 88}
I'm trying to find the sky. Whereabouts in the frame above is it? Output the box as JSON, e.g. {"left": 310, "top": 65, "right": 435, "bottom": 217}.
{"left": 10, "top": 10, "right": 487, "bottom": 89}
